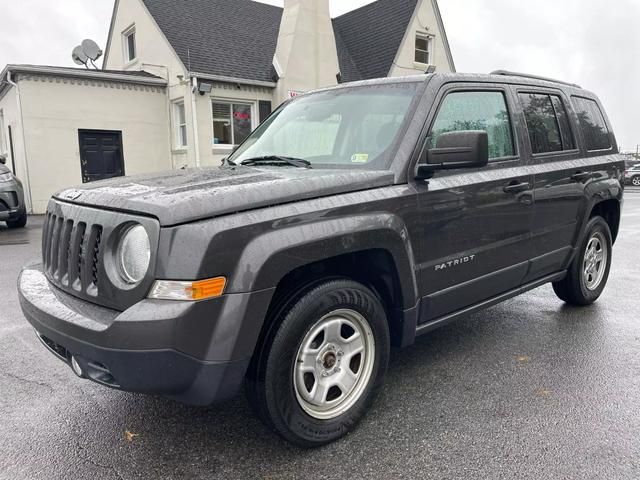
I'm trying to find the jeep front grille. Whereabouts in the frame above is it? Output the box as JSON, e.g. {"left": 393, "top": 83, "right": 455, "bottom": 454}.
{"left": 42, "top": 212, "right": 103, "bottom": 296}
{"left": 41, "top": 199, "right": 159, "bottom": 311}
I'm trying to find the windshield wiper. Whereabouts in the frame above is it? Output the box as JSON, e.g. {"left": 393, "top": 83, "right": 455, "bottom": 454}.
{"left": 240, "top": 155, "right": 312, "bottom": 169}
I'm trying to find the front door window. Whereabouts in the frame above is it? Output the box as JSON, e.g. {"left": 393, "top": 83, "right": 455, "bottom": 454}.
{"left": 428, "top": 91, "right": 515, "bottom": 160}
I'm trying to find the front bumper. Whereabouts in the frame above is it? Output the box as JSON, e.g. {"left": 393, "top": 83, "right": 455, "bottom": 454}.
{"left": 18, "top": 264, "right": 275, "bottom": 405}
{"left": 0, "top": 182, "right": 25, "bottom": 221}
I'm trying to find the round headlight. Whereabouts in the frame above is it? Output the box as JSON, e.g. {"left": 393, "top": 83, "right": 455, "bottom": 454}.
{"left": 117, "top": 225, "right": 151, "bottom": 284}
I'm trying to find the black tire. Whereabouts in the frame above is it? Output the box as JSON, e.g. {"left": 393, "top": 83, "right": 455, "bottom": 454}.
{"left": 6, "top": 212, "right": 27, "bottom": 229}
{"left": 552, "top": 216, "right": 612, "bottom": 305}
{"left": 632, "top": 176, "right": 640, "bottom": 187}
{"left": 245, "top": 279, "right": 390, "bottom": 447}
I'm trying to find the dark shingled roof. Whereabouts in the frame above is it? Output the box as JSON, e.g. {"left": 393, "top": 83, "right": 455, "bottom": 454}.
{"left": 142, "top": 0, "right": 283, "bottom": 83}
{"left": 332, "top": 0, "right": 419, "bottom": 83}
{"left": 138, "top": 0, "right": 426, "bottom": 85}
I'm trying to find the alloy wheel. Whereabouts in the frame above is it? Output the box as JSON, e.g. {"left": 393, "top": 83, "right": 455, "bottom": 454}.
{"left": 582, "top": 232, "right": 608, "bottom": 291}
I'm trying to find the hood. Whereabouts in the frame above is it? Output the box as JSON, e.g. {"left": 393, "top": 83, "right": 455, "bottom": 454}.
{"left": 54, "top": 166, "right": 395, "bottom": 226}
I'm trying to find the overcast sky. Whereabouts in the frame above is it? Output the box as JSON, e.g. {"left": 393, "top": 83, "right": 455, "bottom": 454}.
{"left": 0, "top": 0, "right": 638, "bottom": 151}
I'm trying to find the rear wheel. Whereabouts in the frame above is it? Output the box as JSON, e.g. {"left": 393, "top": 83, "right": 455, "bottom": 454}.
{"left": 6, "top": 211, "right": 27, "bottom": 229}
{"left": 552, "top": 216, "right": 612, "bottom": 305}
{"left": 245, "top": 279, "right": 390, "bottom": 447}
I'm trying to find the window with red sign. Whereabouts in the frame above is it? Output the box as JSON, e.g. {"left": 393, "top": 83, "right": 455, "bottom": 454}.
{"left": 212, "top": 101, "right": 253, "bottom": 146}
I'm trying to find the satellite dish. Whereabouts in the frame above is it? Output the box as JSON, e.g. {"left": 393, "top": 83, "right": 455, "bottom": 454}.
{"left": 81, "top": 39, "right": 103, "bottom": 62}
{"left": 72, "top": 45, "right": 89, "bottom": 66}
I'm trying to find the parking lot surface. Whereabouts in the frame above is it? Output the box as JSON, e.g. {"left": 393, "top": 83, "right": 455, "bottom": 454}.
{"left": 1, "top": 196, "right": 639, "bottom": 480}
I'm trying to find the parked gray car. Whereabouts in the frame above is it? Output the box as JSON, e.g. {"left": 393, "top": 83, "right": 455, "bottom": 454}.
{"left": 0, "top": 157, "right": 27, "bottom": 228}
{"left": 624, "top": 164, "right": 640, "bottom": 186}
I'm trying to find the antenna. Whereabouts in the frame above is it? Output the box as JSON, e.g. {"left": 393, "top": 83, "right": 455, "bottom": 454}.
{"left": 81, "top": 39, "right": 103, "bottom": 65}
{"left": 72, "top": 45, "right": 89, "bottom": 68}
{"left": 82, "top": 39, "right": 102, "bottom": 60}
{"left": 71, "top": 40, "right": 103, "bottom": 70}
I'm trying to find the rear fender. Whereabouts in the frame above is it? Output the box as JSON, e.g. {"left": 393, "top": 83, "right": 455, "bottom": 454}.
{"left": 571, "top": 174, "right": 623, "bottom": 261}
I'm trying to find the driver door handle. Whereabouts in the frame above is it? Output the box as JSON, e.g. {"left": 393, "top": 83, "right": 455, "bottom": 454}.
{"left": 503, "top": 181, "right": 530, "bottom": 194}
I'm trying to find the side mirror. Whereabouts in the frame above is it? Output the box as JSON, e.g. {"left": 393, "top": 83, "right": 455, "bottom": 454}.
{"left": 416, "top": 130, "right": 489, "bottom": 179}
{"left": 0, "top": 154, "right": 6, "bottom": 165}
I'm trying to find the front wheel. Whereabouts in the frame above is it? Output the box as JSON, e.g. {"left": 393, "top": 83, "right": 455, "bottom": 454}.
{"left": 553, "top": 216, "right": 612, "bottom": 305}
{"left": 632, "top": 176, "right": 640, "bottom": 187}
{"left": 245, "top": 279, "right": 390, "bottom": 447}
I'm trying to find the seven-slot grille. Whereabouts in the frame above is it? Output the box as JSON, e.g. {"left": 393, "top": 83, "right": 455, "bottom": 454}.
{"left": 42, "top": 211, "right": 103, "bottom": 296}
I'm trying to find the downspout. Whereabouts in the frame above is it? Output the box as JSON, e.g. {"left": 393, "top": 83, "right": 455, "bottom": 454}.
{"left": 190, "top": 76, "right": 201, "bottom": 167}
{"left": 7, "top": 71, "right": 33, "bottom": 213}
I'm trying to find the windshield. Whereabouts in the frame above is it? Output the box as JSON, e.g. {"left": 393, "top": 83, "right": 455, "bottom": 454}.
{"left": 228, "top": 82, "right": 420, "bottom": 169}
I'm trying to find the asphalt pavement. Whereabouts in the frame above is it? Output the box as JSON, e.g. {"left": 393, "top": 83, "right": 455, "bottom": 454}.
{"left": 1, "top": 196, "right": 639, "bottom": 480}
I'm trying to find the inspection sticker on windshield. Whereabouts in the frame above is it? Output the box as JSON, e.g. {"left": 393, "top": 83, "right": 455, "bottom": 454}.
{"left": 351, "top": 153, "right": 369, "bottom": 163}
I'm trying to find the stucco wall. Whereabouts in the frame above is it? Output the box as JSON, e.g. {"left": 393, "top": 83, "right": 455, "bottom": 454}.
{"left": 388, "top": 0, "right": 454, "bottom": 77}
{"left": 0, "top": 87, "right": 32, "bottom": 209}
{"left": 0, "top": 88, "right": 22, "bottom": 176}
{"left": 17, "top": 75, "right": 170, "bottom": 213}
{"left": 104, "top": 0, "right": 194, "bottom": 169}
{"left": 104, "top": 0, "right": 184, "bottom": 78}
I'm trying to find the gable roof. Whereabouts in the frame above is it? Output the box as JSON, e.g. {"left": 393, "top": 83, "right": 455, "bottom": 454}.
{"left": 105, "top": 0, "right": 452, "bottom": 85}
{"left": 430, "top": 0, "right": 456, "bottom": 72}
{"left": 141, "top": 0, "right": 282, "bottom": 84}
{"left": 332, "top": 0, "right": 419, "bottom": 83}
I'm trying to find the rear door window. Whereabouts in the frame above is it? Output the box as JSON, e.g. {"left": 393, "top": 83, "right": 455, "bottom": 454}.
{"left": 428, "top": 91, "right": 515, "bottom": 160}
{"left": 572, "top": 96, "right": 611, "bottom": 151}
{"left": 519, "top": 93, "right": 575, "bottom": 154}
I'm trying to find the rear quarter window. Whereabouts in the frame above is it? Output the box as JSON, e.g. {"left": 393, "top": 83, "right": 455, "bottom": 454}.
{"left": 519, "top": 93, "right": 575, "bottom": 154}
{"left": 571, "top": 96, "right": 611, "bottom": 151}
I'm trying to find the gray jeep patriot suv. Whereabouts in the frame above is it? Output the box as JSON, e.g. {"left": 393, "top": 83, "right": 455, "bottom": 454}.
{"left": 19, "top": 71, "right": 624, "bottom": 447}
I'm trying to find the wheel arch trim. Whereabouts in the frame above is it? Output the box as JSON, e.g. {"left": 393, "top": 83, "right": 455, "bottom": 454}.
{"left": 226, "top": 213, "right": 419, "bottom": 311}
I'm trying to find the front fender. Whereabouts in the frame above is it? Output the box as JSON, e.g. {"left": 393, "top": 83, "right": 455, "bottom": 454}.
{"left": 227, "top": 213, "right": 419, "bottom": 310}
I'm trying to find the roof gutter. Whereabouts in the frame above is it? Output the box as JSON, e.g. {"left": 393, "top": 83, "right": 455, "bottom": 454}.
{"left": 3, "top": 64, "right": 167, "bottom": 86}
{"left": 190, "top": 71, "right": 276, "bottom": 88}
{"left": 0, "top": 65, "right": 12, "bottom": 101}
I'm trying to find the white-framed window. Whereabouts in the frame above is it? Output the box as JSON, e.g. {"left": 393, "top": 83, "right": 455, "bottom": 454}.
{"left": 415, "top": 34, "right": 432, "bottom": 65}
{"left": 212, "top": 100, "right": 254, "bottom": 146}
{"left": 0, "top": 110, "right": 5, "bottom": 154}
{"left": 173, "top": 101, "right": 187, "bottom": 148}
{"left": 123, "top": 25, "right": 137, "bottom": 63}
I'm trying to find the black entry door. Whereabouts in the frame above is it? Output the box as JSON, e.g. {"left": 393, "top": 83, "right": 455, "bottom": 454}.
{"left": 78, "top": 130, "right": 124, "bottom": 183}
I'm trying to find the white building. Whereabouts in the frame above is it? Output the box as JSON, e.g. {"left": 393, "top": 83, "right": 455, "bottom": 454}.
{"left": 0, "top": 0, "right": 455, "bottom": 213}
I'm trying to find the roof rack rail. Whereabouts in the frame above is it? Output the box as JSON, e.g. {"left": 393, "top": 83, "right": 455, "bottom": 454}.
{"left": 490, "top": 70, "right": 582, "bottom": 89}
